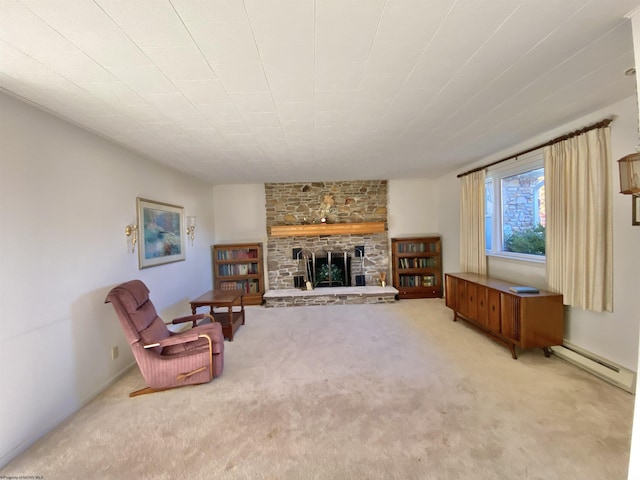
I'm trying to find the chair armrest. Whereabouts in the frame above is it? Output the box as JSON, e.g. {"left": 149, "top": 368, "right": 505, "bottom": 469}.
{"left": 144, "top": 332, "right": 202, "bottom": 349}
{"left": 168, "top": 314, "right": 213, "bottom": 327}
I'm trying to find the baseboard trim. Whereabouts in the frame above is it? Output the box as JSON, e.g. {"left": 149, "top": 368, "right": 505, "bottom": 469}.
{"left": 551, "top": 342, "right": 636, "bottom": 394}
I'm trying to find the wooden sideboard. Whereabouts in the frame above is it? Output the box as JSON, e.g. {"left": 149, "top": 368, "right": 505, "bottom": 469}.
{"left": 445, "top": 272, "right": 564, "bottom": 359}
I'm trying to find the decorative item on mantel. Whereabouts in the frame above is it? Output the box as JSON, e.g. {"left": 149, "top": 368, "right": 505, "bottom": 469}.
{"left": 319, "top": 193, "right": 335, "bottom": 223}
{"left": 380, "top": 272, "right": 387, "bottom": 287}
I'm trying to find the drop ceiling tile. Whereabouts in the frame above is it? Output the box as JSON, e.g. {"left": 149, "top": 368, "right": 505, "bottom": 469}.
{"left": 286, "top": 132, "right": 314, "bottom": 146}
{"left": 144, "top": 47, "right": 216, "bottom": 81}
{"left": 268, "top": 77, "right": 313, "bottom": 103}
{"left": 0, "top": 2, "right": 76, "bottom": 57}
{"left": 282, "top": 119, "right": 314, "bottom": 135}
{"left": 118, "top": 103, "right": 167, "bottom": 123}
{"left": 188, "top": 22, "right": 260, "bottom": 64}
{"left": 168, "top": 111, "right": 212, "bottom": 129}
{"left": 215, "top": 120, "right": 251, "bottom": 135}
{"left": 390, "top": 86, "right": 438, "bottom": 113}
{"left": 76, "top": 81, "right": 147, "bottom": 107}
{"left": 175, "top": 79, "right": 229, "bottom": 104}
{"left": 228, "top": 92, "right": 275, "bottom": 113}
{"left": 196, "top": 103, "right": 242, "bottom": 122}
{"left": 142, "top": 92, "right": 198, "bottom": 116}
{"left": 184, "top": 127, "right": 228, "bottom": 147}
{"left": 374, "top": 0, "right": 454, "bottom": 43}
{"left": 364, "top": 42, "right": 425, "bottom": 78}
{"left": 421, "top": 0, "right": 521, "bottom": 68}
{"left": 0, "top": 40, "right": 48, "bottom": 77}
{"left": 315, "top": 0, "right": 386, "bottom": 64}
{"left": 213, "top": 63, "right": 269, "bottom": 93}
{"left": 252, "top": 126, "right": 286, "bottom": 142}
{"left": 45, "top": 51, "right": 115, "bottom": 84}
{"left": 403, "top": 56, "right": 460, "bottom": 91}
{"left": 315, "top": 62, "right": 366, "bottom": 91}
{"left": 17, "top": 0, "right": 149, "bottom": 67}
{"left": 315, "top": 90, "right": 356, "bottom": 112}
{"left": 315, "top": 110, "right": 350, "bottom": 127}
{"left": 259, "top": 42, "right": 314, "bottom": 79}
{"left": 245, "top": 0, "right": 314, "bottom": 45}
{"left": 225, "top": 134, "right": 261, "bottom": 147}
{"left": 141, "top": 122, "right": 180, "bottom": 137}
{"left": 241, "top": 111, "right": 281, "bottom": 128}
{"left": 108, "top": 65, "right": 176, "bottom": 95}
{"left": 171, "top": 0, "right": 248, "bottom": 23}
{"left": 96, "top": 0, "right": 193, "bottom": 48}
{"left": 357, "top": 76, "right": 405, "bottom": 102}
{"left": 275, "top": 102, "right": 314, "bottom": 121}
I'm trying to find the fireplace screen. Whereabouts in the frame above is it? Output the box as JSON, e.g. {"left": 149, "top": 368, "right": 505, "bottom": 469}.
{"left": 295, "top": 248, "right": 364, "bottom": 288}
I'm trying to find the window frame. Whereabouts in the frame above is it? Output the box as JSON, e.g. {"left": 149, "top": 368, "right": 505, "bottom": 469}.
{"left": 485, "top": 150, "right": 546, "bottom": 263}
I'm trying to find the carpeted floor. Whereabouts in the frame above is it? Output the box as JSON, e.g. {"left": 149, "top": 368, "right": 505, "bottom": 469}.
{"left": 1, "top": 299, "right": 634, "bottom": 479}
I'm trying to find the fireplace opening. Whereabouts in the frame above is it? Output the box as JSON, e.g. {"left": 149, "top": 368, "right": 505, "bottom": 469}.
{"left": 294, "top": 248, "right": 365, "bottom": 289}
{"left": 315, "top": 252, "right": 350, "bottom": 287}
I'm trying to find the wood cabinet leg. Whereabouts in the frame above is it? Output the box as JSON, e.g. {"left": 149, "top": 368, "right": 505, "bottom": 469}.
{"left": 453, "top": 311, "right": 458, "bottom": 322}
{"left": 509, "top": 344, "right": 518, "bottom": 359}
{"left": 543, "top": 347, "right": 552, "bottom": 358}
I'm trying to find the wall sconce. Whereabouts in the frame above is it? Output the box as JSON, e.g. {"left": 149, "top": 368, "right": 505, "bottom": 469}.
{"left": 125, "top": 224, "right": 138, "bottom": 253}
{"left": 186, "top": 216, "right": 196, "bottom": 246}
{"left": 618, "top": 152, "right": 640, "bottom": 195}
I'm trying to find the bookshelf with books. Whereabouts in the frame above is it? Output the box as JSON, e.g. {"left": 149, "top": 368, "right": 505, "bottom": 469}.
{"left": 391, "top": 236, "right": 442, "bottom": 299}
{"left": 212, "top": 243, "right": 264, "bottom": 305}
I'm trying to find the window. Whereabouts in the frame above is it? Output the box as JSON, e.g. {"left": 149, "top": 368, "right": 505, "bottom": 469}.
{"left": 485, "top": 152, "right": 545, "bottom": 260}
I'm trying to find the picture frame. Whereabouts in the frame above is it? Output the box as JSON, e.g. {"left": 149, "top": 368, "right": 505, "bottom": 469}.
{"left": 634, "top": 195, "right": 640, "bottom": 226}
{"left": 137, "top": 198, "right": 185, "bottom": 269}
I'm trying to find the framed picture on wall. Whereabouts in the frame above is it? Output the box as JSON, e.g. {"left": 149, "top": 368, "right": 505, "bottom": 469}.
{"left": 137, "top": 198, "right": 185, "bottom": 268}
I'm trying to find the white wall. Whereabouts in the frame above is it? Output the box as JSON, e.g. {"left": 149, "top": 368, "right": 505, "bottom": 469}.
{"left": 387, "top": 178, "right": 438, "bottom": 238}
{"left": 435, "top": 94, "right": 640, "bottom": 371}
{"left": 211, "top": 184, "right": 267, "bottom": 244}
{"left": 0, "top": 93, "right": 215, "bottom": 467}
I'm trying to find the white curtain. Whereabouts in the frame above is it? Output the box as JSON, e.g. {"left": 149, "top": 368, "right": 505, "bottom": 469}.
{"left": 460, "top": 170, "right": 487, "bottom": 275}
{"left": 544, "top": 127, "right": 613, "bottom": 312}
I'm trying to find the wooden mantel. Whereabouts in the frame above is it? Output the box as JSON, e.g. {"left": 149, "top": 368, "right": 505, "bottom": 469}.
{"left": 269, "top": 222, "right": 386, "bottom": 237}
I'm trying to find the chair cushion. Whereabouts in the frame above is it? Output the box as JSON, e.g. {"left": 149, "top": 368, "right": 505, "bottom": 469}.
{"left": 114, "top": 280, "right": 150, "bottom": 314}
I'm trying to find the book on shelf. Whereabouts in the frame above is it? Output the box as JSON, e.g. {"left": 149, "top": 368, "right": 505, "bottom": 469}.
{"left": 508, "top": 286, "right": 539, "bottom": 294}
{"left": 216, "top": 248, "right": 258, "bottom": 260}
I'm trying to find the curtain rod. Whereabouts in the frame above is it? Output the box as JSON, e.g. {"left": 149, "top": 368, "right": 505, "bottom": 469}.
{"left": 456, "top": 118, "right": 613, "bottom": 179}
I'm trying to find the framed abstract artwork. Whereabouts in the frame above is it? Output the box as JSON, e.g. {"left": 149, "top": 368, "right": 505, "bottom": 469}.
{"left": 137, "top": 198, "right": 185, "bottom": 268}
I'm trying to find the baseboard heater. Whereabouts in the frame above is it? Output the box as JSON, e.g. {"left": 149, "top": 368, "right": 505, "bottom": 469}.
{"left": 551, "top": 342, "right": 636, "bottom": 394}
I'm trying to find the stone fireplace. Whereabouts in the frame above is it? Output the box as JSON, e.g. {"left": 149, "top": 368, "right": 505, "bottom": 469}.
{"left": 264, "top": 180, "right": 395, "bottom": 306}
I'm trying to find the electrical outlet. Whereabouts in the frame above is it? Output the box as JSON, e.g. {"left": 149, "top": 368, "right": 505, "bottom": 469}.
{"left": 111, "top": 346, "right": 119, "bottom": 360}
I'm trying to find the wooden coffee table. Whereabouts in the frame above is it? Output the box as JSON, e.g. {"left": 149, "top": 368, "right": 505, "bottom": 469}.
{"left": 190, "top": 290, "right": 245, "bottom": 341}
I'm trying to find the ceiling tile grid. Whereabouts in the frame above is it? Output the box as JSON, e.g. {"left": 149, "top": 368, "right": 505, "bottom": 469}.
{"left": 0, "top": 0, "right": 638, "bottom": 183}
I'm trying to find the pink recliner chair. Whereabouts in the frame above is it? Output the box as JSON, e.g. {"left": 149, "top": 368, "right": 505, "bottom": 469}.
{"left": 105, "top": 280, "right": 224, "bottom": 397}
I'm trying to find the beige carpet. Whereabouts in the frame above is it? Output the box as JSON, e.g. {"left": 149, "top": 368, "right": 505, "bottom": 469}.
{"left": 2, "top": 299, "right": 633, "bottom": 479}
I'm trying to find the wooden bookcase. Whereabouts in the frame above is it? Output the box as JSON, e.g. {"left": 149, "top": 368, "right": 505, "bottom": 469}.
{"left": 391, "top": 236, "right": 443, "bottom": 299}
{"left": 212, "top": 243, "right": 264, "bottom": 305}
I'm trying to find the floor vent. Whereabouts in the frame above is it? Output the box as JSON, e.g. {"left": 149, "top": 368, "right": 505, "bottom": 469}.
{"left": 551, "top": 342, "right": 636, "bottom": 393}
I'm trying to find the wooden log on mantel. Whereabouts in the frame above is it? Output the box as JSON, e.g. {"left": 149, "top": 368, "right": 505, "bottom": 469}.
{"left": 269, "top": 222, "right": 386, "bottom": 237}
